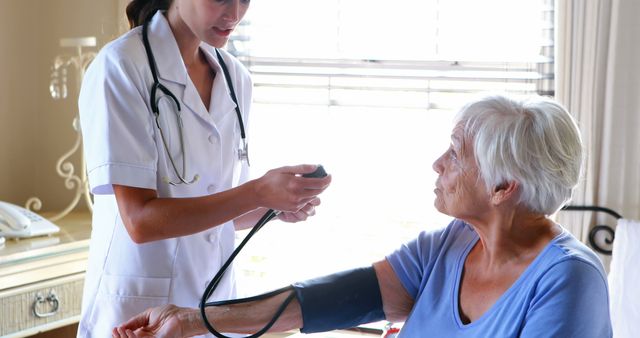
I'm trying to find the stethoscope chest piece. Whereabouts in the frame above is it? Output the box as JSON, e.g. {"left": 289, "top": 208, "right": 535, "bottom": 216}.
{"left": 238, "top": 140, "right": 250, "bottom": 166}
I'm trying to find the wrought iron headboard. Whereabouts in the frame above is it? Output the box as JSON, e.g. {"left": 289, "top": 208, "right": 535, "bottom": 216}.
{"left": 561, "top": 205, "right": 622, "bottom": 255}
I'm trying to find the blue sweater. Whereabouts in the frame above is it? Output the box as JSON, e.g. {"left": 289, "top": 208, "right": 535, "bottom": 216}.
{"left": 387, "top": 219, "right": 612, "bottom": 337}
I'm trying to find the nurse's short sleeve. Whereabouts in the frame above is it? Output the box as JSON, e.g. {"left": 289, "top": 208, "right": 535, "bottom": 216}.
{"left": 79, "top": 47, "right": 157, "bottom": 195}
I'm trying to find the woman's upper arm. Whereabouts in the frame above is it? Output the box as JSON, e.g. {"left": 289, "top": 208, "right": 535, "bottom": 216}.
{"left": 373, "top": 259, "right": 414, "bottom": 322}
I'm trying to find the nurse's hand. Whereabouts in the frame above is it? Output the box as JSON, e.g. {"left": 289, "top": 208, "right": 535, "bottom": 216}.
{"left": 277, "top": 197, "right": 320, "bottom": 223}
{"left": 112, "top": 304, "right": 190, "bottom": 338}
{"left": 254, "top": 164, "right": 331, "bottom": 213}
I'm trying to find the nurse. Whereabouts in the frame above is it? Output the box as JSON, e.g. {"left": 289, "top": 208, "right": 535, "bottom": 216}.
{"left": 77, "top": 0, "right": 331, "bottom": 337}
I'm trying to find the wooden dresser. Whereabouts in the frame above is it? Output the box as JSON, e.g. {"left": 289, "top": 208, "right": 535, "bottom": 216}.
{"left": 0, "top": 214, "right": 91, "bottom": 337}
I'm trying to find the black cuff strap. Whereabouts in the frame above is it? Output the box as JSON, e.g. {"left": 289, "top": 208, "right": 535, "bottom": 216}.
{"left": 292, "top": 266, "right": 385, "bottom": 333}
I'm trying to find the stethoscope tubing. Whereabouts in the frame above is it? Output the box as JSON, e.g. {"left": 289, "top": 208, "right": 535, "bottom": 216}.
{"left": 141, "top": 18, "right": 249, "bottom": 186}
{"left": 142, "top": 16, "right": 303, "bottom": 335}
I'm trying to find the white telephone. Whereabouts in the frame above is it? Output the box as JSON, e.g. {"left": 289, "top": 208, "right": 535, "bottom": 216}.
{"left": 0, "top": 201, "right": 60, "bottom": 238}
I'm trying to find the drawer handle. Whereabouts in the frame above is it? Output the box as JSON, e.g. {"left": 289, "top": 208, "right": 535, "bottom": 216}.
{"left": 32, "top": 291, "right": 60, "bottom": 318}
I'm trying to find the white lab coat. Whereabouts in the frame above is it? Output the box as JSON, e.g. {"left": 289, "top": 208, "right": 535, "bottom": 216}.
{"left": 77, "top": 11, "right": 252, "bottom": 338}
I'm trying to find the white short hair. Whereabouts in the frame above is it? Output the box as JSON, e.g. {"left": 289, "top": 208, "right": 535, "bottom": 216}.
{"left": 455, "top": 95, "right": 583, "bottom": 215}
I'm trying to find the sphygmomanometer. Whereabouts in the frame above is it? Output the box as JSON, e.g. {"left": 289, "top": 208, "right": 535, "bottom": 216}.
{"left": 199, "top": 165, "right": 385, "bottom": 337}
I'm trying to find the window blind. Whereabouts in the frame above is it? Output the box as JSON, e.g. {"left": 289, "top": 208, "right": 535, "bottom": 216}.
{"left": 228, "top": 0, "right": 555, "bottom": 110}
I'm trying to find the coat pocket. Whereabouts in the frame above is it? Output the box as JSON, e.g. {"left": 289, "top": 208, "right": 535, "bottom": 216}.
{"left": 85, "top": 274, "right": 171, "bottom": 338}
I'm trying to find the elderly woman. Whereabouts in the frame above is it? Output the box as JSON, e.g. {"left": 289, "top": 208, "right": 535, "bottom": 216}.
{"left": 113, "top": 95, "right": 612, "bottom": 338}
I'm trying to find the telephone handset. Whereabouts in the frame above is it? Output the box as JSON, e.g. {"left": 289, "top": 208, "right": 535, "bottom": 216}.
{"left": 0, "top": 201, "right": 60, "bottom": 238}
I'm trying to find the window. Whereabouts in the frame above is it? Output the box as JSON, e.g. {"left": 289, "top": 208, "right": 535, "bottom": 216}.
{"left": 231, "top": 0, "right": 554, "bottom": 295}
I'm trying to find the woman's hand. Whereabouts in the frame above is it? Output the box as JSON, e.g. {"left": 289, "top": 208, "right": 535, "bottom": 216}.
{"left": 253, "top": 164, "right": 331, "bottom": 213}
{"left": 112, "top": 304, "right": 196, "bottom": 338}
{"left": 277, "top": 197, "right": 321, "bottom": 223}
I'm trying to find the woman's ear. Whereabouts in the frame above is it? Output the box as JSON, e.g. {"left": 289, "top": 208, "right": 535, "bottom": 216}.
{"left": 491, "top": 181, "right": 519, "bottom": 205}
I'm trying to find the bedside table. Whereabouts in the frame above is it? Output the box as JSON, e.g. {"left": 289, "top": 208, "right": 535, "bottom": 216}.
{"left": 0, "top": 213, "right": 91, "bottom": 337}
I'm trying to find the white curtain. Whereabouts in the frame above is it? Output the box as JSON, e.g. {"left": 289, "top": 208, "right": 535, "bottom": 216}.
{"left": 556, "top": 0, "right": 640, "bottom": 264}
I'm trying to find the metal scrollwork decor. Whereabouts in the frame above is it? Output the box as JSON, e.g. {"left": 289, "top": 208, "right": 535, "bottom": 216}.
{"left": 561, "top": 205, "right": 622, "bottom": 256}
{"left": 25, "top": 37, "right": 97, "bottom": 221}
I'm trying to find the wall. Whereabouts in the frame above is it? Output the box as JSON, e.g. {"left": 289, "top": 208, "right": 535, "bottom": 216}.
{"left": 0, "top": 0, "right": 123, "bottom": 212}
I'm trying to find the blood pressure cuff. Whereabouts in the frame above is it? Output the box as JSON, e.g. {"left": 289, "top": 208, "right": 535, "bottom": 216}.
{"left": 291, "top": 266, "right": 385, "bottom": 333}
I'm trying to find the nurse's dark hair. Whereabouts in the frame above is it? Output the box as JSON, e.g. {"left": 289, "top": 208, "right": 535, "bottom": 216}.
{"left": 126, "top": 0, "right": 173, "bottom": 29}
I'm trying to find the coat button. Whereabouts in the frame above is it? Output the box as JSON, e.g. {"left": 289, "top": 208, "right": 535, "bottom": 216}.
{"left": 208, "top": 233, "right": 217, "bottom": 243}
{"left": 208, "top": 135, "right": 217, "bottom": 144}
{"left": 207, "top": 185, "right": 216, "bottom": 193}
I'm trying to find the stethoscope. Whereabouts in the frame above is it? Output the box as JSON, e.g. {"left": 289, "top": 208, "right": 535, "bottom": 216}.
{"left": 142, "top": 19, "right": 250, "bottom": 186}
{"left": 142, "top": 18, "right": 318, "bottom": 337}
